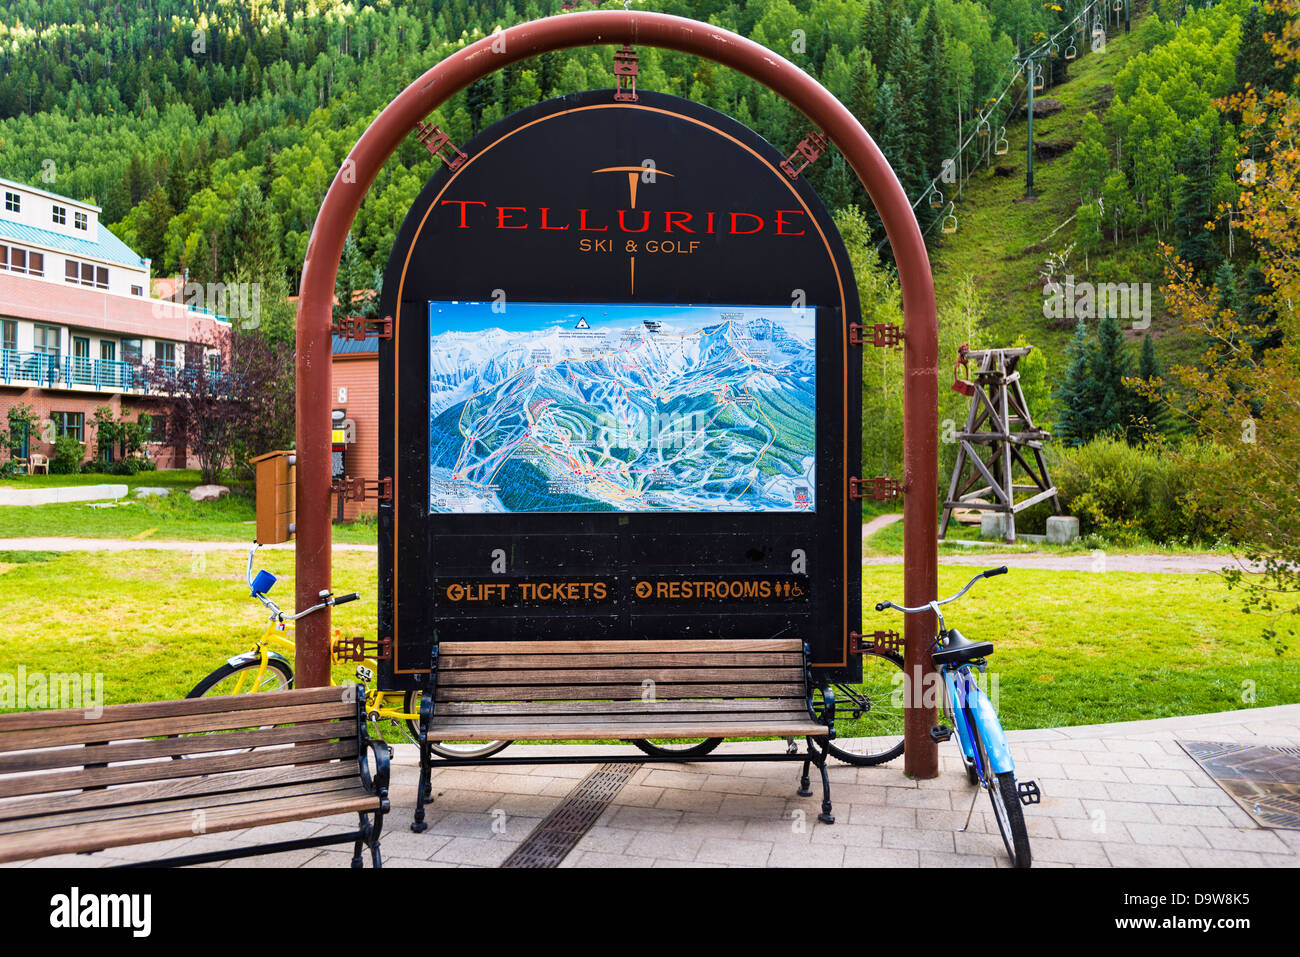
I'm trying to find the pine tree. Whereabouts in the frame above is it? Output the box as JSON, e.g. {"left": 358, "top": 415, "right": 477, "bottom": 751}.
{"left": 1133, "top": 333, "right": 1170, "bottom": 438}
{"left": 1090, "top": 313, "right": 1137, "bottom": 441}
{"left": 1174, "top": 127, "right": 1221, "bottom": 274}
{"left": 1055, "top": 320, "right": 1096, "bottom": 446}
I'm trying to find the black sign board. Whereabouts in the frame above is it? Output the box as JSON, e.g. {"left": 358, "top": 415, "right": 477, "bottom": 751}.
{"left": 378, "top": 90, "right": 862, "bottom": 689}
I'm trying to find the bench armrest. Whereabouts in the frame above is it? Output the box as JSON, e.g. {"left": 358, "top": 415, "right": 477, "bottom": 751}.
{"left": 819, "top": 682, "right": 836, "bottom": 740}
{"left": 358, "top": 736, "right": 391, "bottom": 807}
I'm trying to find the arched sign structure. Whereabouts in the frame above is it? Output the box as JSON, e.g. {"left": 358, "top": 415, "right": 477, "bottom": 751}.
{"left": 296, "top": 10, "right": 940, "bottom": 777}
{"left": 379, "top": 89, "right": 860, "bottom": 684}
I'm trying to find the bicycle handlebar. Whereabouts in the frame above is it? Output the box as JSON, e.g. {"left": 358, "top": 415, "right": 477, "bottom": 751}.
{"left": 874, "top": 566, "right": 1008, "bottom": 614}
{"left": 245, "top": 542, "right": 359, "bottom": 619}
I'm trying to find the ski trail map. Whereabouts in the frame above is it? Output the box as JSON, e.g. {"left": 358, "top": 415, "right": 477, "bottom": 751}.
{"left": 428, "top": 301, "right": 816, "bottom": 514}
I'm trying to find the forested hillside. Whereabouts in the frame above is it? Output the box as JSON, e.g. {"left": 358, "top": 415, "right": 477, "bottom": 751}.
{"left": 0, "top": 0, "right": 1074, "bottom": 292}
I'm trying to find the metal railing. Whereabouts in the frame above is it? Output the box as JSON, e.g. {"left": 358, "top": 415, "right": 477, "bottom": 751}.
{"left": 1, "top": 350, "right": 143, "bottom": 391}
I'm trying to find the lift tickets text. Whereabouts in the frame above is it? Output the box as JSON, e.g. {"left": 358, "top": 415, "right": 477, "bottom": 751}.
{"left": 434, "top": 576, "right": 810, "bottom": 607}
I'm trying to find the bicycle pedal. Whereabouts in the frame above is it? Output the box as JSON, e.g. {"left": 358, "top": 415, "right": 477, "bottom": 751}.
{"left": 1018, "top": 779, "right": 1042, "bottom": 806}
{"left": 929, "top": 725, "right": 953, "bottom": 743}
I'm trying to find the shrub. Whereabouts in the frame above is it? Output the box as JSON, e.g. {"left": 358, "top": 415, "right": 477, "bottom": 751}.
{"left": 49, "top": 435, "right": 86, "bottom": 474}
{"left": 1047, "top": 436, "right": 1234, "bottom": 546}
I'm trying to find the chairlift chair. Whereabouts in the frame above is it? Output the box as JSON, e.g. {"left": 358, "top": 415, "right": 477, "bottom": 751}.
{"left": 994, "top": 127, "right": 1009, "bottom": 156}
{"left": 1064, "top": 39, "right": 1077, "bottom": 60}
{"left": 942, "top": 203, "right": 958, "bottom": 234}
{"left": 930, "top": 187, "right": 945, "bottom": 209}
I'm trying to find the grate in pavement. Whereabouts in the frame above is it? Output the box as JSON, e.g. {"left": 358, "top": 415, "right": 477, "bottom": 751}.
{"left": 1180, "top": 741, "right": 1300, "bottom": 830}
{"left": 501, "top": 763, "right": 635, "bottom": 868}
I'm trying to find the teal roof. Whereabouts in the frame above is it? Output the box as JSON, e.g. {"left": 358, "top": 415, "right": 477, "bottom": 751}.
{"left": 0, "top": 216, "right": 147, "bottom": 270}
{"left": 333, "top": 335, "right": 378, "bottom": 356}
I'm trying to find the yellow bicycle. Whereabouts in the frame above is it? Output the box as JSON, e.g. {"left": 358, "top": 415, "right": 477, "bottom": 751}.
{"left": 188, "top": 544, "right": 510, "bottom": 757}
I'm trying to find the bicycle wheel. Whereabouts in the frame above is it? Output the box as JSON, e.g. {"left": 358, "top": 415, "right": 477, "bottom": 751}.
{"left": 968, "top": 713, "right": 1031, "bottom": 868}
{"left": 176, "top": 657, "right": 295, "bottom": 758}
{"left": 815, "top": 651, "right": 906, "bottom": 766}
{"left": 631, "top": 738, "right": 723, "bottom": 758}
{"left": 403, "top": 690, "right": 511, "bottom": 759}
{"left": 187, "top": 657, "right": 294, "bottom": 698}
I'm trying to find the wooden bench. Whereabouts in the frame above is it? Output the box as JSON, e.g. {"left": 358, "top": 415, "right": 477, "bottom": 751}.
{"left": 0, "top": 685, "right": 390, "bottom": 868}
{"left": 412, "top": 638, "right": 837, "bottom": 831}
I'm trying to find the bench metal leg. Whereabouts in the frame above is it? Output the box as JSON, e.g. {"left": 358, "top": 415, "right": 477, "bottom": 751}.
{"left": 797, "top": 756, "right": 814, "bottom": 797}
{"left": 368, "top": 808, "right": 385, "bottom": 868}
{"left": 412, "top": 757, "right": 432, "bottom": 833}
{"left": 352, "top": 814, "right": 369, "bottom": 868}
{"left": 808, "top": 736, "right": 835, "bottom": 825}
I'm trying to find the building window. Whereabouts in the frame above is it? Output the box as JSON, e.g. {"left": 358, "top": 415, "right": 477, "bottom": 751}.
{"left": 1, "top": 319, "right": 15, "bottom": 352}
{"left": 148, "top": 414, "right": 167, "bottom": 443}
{"left": 0, "top": 245, "right": 42, "bottom": 276}
{"left": 121, "top": 338, "right": 142, "bottom": 364}
{"left": 3, "top": 192, "right": 18, "bottom": 213}
{"left": 33, "top": 324, "right": 60, "bottom": 356}
{"left": 64, "top": 258, "right": 108, "bottom": 289}
{"left": 73, "top": 211, "right": 88, "bottom": 231}
{"left": 52, "top": 205, "right": 66, "bottom": 225}
{"left": 52, "top": 411, "right": 84, "bottom": 442}
{"left": 130, "top": 284, "right": 143, "bottom": 296}
{"left": 154, "top": 341, "right": 176, "bottom": 368}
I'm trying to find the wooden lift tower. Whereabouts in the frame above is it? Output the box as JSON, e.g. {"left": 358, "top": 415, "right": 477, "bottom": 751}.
{"left": 939, "top": 345, "right": 1063, "bottom": 543}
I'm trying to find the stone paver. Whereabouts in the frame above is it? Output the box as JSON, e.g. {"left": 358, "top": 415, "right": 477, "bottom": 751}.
{"left": 10, "top": 703, "right": 1300, "bottom": 869}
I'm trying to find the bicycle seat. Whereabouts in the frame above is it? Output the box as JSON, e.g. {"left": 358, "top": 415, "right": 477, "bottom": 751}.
{"left": 931, "top": 628, "right": 993, "bottom": 667}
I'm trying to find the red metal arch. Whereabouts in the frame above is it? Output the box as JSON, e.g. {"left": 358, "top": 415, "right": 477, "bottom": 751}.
{"left": 295, "top": 10, "right": 940, "bottom": 776}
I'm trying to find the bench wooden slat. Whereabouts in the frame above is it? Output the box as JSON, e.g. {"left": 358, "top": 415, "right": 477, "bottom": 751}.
{"left": 426, "top": 720, "right": 828, "bottom": 740}
{"left": 432, "top": 713, "right": 817, "bottom": 729}
{"left": 434, "top": 699, "right": 809, "bottom": 716}
{"left": 0, "top": 686, "right": 350, "bottom": 733}
{"left": 0, "top": 788, "right": 379, "bottom": 864}
{"left": 0, "top": 762, "right": 358, "bottom": 823}
{"left": 0, "top": 701, "right": 355, "bottom": 753}
{"left": 438, "top": 667, "right": 805, "bottom": 686}
{"left": 0, "top": 721, "right": 357, "bottom": 774}
{"left": 435, "top": 682, "right": 806, "bottom": 702}
{"left": 439, "top": 652, "right": 804, "bottom": 670}
{"left": 438, "top": 639, "right": 805, "bottom": 655}
{"left": 0, "top": 775, "right": 367, "bottom": 837}
{"left": 0, "top": 739, "right": 357, "bottom": 800}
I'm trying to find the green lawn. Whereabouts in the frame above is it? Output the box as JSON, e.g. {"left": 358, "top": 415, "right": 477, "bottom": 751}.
{"left": 0, "top": 550, "right": 1291, "bottom": 734}
{"left": 0, "top": 477, "right": 377, "bottom": 545}
{"left": 0, "top": 469, "right": 207, "bottom": 489}
{"left": 862, "top": 515, "right": 1237, "bottom": 558}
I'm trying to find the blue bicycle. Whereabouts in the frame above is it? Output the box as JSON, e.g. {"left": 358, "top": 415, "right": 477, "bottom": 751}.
{"left": 875, "top": 566, "right": 1040, "bottom": 868}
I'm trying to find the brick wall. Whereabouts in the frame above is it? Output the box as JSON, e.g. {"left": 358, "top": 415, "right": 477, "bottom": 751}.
{"left": 331, "top": 353, "right": 379, "bottom": 520}
{"left": 0, "top": 388, "right": 187, "bottom": 469}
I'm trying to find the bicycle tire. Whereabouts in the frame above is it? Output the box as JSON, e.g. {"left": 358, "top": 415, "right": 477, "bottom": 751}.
{"left": 817, "top": 651, "right": 906, "bottom": 766}
{"left": 968, "top": 712, "right": 1031, "bottom": 868}
{"left": 175, "top": 657, "right": 295, "bottom": 759}
{"left": 630, "top": 738, "right": 724, "bottom": 758}
{"left": 402, "top": 689, "right": 511, "bottom": 759}
{"left": 187, "top": 657, "right": 294, "bottom": 698}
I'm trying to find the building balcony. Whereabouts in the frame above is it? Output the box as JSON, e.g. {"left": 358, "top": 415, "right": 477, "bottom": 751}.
{"left": 0, "top": 349, "right": 147, "bottom": 392}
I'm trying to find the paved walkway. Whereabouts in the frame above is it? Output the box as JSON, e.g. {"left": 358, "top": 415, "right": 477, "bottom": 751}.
{"left": 11, "top": 704, "right": 1299, "bottom": 868}
{"left": 0, "top": 535, "right": 1246, "bottom": 573}
{"left": 865, "top": 552, "right": 1255, "bottom": 574}
{"left": 0, "top": 537, "right": 378, "bottom": 552}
